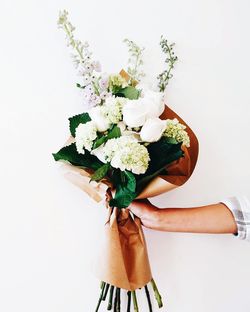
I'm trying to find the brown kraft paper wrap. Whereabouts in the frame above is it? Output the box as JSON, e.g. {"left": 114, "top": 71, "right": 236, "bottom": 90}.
{"left": 95, "top": 206, "right": 152, "bottom": 291}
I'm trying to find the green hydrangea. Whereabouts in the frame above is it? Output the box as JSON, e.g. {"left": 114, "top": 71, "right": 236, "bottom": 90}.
{"left": 103, "top": 136, "right": 150, "bottom": 174}
{"left": 164, "top": 118, "right": 190, "bottom": 147}
{"left": 108, "top": 74, "right": 128, "bottom": 92}
{"left": 103, "top": 97, "right": 126, "bottom": 124}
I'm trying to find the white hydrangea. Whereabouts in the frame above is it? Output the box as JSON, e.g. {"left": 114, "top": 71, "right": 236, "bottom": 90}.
{"left": 103, "top": 97, "right": 126, "bottom": 124}
{"left": 164, "top": 118, "right": 190, "bottom": 147}
{"left": 103, "top": 136, "right": 150, "bottom": 174}
{"left": 75, "top": 121, "right": 97, "bottom": 154}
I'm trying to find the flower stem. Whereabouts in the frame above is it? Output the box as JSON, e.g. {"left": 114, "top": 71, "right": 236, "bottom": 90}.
{"left": 107, "top": 285, "right": 114, "bottom": 310}
{"left": 114, "top": 287, "right": 118, "bottom": 310}
{"left": 144, "top": 285, "right": 153, "bottom": 312}
{"left": 150, "top": 279, "right": 163, "bottom": 308}
{"left": 95, "top": 282, "right": 106, "bottom": 312}
{"left": 116, "top": 288, "right": 121, "bottom": 311}
{"left": 132, "top": 291, "right": 139, "bottom": 312}
{"left": 127, "top": 291, "right": 131, "bottom": 312}
{"left": 102, "top": 283, "right": 110, "bottom": 301}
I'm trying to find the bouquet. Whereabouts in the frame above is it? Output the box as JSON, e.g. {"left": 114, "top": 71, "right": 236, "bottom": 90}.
{"left": 53, "top": 10, "right": 199, "bottom": 311}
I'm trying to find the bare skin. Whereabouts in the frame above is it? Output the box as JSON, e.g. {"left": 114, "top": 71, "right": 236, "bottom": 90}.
{"left": 129, "top": 199, "right": 238, "bottom": 234}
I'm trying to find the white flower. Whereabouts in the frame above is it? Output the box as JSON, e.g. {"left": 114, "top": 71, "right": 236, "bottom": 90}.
{"left": 122, "top": 91, "right": 165, "bottom": 128}
{"left": 92, "top": 60, "right": 101, "bottom": 72}
{"left": 143, "top": 90, "right": 165, "bottom": 117}
{"left": 122, "top": 99, "right": 148, "bottom": 127}
{"left": 140, "top": 118, "right": 166, "bottom": 142}
{"left": 164, "top": 118, "right": 190, "bottom": 147}
{"left": 89, "top": 106, "right": 110, "bottom": 132}
{"left": 117, "top": 121, "right": 126, "bottom": 132}
{"left": 91, "top": 145, "right": 107, "bottom": 163}
{"left": 82, "top": 75, "right": 92, "bottom": 86}
{"left": 75, "top": 121, "right": 97, "bottom": 154}
{"left": 103, "top": 136, "right": 150, "bottom": 174}
{"left": 103, "top": 97, "right": 127, "bottom": 124}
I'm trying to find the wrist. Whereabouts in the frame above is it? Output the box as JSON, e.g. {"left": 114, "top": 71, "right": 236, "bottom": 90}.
{"left": 148, "top": 208, "right": 162, "bottom": 230}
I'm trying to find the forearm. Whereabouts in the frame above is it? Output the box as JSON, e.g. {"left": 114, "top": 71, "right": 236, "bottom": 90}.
{"left": 139, "top": 203, "right": 237, "bottom": 234}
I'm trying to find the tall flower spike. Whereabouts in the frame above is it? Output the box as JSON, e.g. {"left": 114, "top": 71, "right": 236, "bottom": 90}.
{"left": 124, "top": 38, "right": 145, "bottom": 85}
{"left": 57, "top": 10, "right": 99, "bottom": 76}
{"left": 157, "top": 35, "right": 178, "bottom": 92}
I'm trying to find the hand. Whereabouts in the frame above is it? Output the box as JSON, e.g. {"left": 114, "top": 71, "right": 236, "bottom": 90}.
{"left": 129, "top": 199, "right": 160, "bottom": 229}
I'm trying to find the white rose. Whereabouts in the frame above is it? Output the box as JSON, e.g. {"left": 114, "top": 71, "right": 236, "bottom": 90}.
{"left": 140, "top": 118, "right": 166, "bottom": 142}
{"left": 122, "top": 99, "right": 148, "bottom": 127}
{"left": 89, "top": 106, "right": 110, "bottom": 132}
{"left": 122, "top": 91, "right": 165, "bottom": 128}
{"left": 143, "top": 90, "right": 165, "bottom": 118}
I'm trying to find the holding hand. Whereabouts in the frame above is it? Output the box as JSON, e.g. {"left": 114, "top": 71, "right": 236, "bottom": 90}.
{"left": 129, "top": 199, "right": 238, "bottom": 235}
{"left": 129, "top": 199, "right": 159, "bottom": 229}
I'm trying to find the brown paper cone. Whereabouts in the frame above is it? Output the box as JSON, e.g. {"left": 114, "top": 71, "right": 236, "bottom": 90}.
{"left": 95, "top": 207, "right": 152, "bottom": 291}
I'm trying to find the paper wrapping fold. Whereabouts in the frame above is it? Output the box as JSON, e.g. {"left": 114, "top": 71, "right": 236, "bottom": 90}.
{"left": 95, "top": 207, "right": 152, "bottom": 291}
{"left": 60, "top": 137, "right": 112, "bottom": 203}
{"left": 61, "top": 163, "right": 111, "bottom": 202}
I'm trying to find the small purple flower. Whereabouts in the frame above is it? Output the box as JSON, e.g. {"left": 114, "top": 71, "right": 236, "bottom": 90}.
{"left": 84, "top": 84, "right": 94, "bottom": 95}
{"left": 92, "top": 61, "right": 102, "bottom": 72}
{"left": 99, "top": 77, "right": 109, "bottom": 90}
{"left": 84, "top": 62, "right": 94, "bottom": 74}
{"left": 82, "top": 75, "right": 92, "bottom": 86}
{"left": 90, "top": 94, "right": 101, "bottom": 106}
{"left": 100, "top": 91, "right": 112, "bottom": 100}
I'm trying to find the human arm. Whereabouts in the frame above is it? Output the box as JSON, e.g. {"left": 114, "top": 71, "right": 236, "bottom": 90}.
{"left": 129, "top": 199, "right": 238, "bottom": 234}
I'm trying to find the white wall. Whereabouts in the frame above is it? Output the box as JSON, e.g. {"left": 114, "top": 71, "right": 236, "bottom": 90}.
{"left": 1, "top": 0, "right": 250, "bottom": 311}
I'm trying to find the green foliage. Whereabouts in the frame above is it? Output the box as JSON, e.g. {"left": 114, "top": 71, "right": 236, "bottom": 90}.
{"left": 69, "top": 113, "right": 91, "bottom": 137}
{"left": 92, "top": 125, "right": 121, "bottom": 149}
{"left": 76, "top": 83, "right": 84, "bottom": 89}
{"left": 107, "top": 138, "right": 184, "bottom": 208}
{"left": 52, "top": 143, "right": 103, "bottom": 170}
{"left": 157, "top": 36, "right": 178, "bottom": 92}
{"left": 90, "top": 163, "right": 110, "bottom": 182}
{"left": 163, "top": 137, "right": 178, "bottom": 144}
{"left": 136, "top": 138, "right": 184, "bottom": 189}
{"left": 113, "top": 86, "right": 140, "bottom": 100}
{"left": 110, "top": 170, "right": 137, "bottom": 208}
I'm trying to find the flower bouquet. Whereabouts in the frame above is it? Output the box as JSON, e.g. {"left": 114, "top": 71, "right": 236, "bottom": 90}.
{"left": 53, "top": 10, "right": 199, "bottom": 311}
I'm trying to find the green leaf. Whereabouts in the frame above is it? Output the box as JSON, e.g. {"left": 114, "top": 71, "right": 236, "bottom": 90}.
{"left": 69, "top": 113, "right": 91, "bottom": 137}
{"left": 76, "top": 83, "right": 84, "bottom": 89}
{"left": 109, "top": 170, "right": 137, "bottom": 208}
{"left": 107, "top": 125, "right": 121, "bottom": 139}
{"left": 92, "top": 125, "right": 121, "bottom": 149}
{"left": 114, "top": 86, "right": 140, "bottom": 100}
{"left": 52, "top": 143, "right": 103, "bottom": 170}
{"left": 92, "top": 136, "right": 106, "bottom": 150}
{"left": 164, "top": 137, "right": 178, "bottom": 144}
{"left": 136, "top": 138, "right": 184, "bottom": 190}
{"left": 137, "top": 148, "right": 183, "bottom": 189}
{"left": 124, "top": 170, "right": 136, "bottom": 193}
{"left": 90, "top": 163, "right": 110, "bottom": 182}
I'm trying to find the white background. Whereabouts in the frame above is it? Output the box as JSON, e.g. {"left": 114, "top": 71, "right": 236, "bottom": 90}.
{"left": 1, "top": 0, "right": 250, "bottom": 311}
